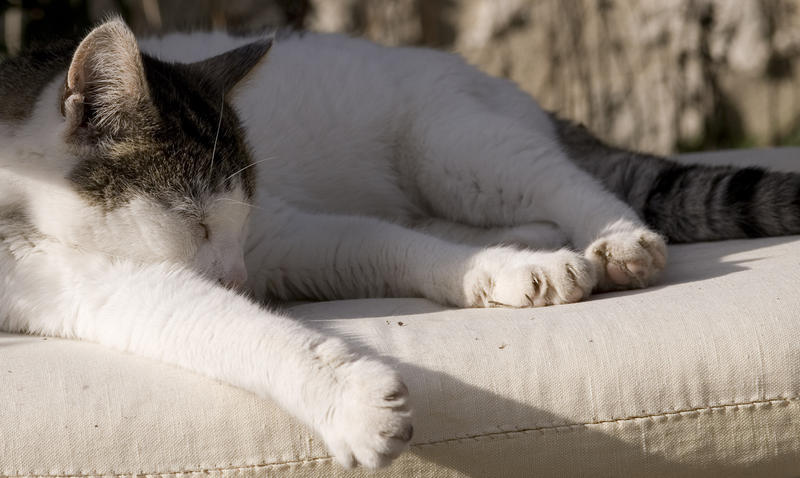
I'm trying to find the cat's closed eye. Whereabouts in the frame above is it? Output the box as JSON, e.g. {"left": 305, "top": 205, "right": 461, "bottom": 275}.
{"left": 200, "top": 223, "right": 211, "bottom": 240}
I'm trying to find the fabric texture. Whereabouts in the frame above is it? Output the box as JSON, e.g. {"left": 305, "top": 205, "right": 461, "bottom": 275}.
{"left": 2, "top": 148, "right": 800, "bottom": 477}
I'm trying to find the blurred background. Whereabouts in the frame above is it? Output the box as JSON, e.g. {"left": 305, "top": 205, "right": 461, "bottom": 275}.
{"left": 1, "top": 0, "right": 799, "bottom": 156}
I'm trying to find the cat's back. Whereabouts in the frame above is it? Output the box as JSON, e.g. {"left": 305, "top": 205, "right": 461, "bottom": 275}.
{"left": 139, "top": 30, "right": 551, "bottom": 219}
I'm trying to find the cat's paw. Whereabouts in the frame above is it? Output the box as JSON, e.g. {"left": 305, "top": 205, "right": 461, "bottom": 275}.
{"left": 586, "top": 228, "right": 667, "bottom": 291}
{"left": 320, "top": 358, "right": 413, "bottom": 469}
{"left": 464, "top": 248, "right": 596, "bottom": 307}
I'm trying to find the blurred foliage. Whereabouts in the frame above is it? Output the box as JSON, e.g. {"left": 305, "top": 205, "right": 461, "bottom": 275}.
{"left": 0, "top": 0, "right": 798, "bottom": 153}
{"left": 778, "top": 122, "right": 800, "bottom": 146}
{"left": 0, "top": 0, "right": 92, "bottom": 58}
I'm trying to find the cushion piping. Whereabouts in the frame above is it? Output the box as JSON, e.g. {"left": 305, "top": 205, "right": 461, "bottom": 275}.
{"left": 6, "top": 395, "right": 798, "bottom": 477}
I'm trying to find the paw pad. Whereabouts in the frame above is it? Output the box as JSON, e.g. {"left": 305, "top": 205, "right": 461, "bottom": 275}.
{"left": 588, "top": 229, "right": 667, "bottom": 291}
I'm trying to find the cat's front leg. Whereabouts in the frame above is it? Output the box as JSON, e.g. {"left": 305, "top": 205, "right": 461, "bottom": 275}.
{"left": 0, "top": 242, "right": 411, "bottom": 468}
{"left": 246, "top": 199, "right": 595, "bottom": 307}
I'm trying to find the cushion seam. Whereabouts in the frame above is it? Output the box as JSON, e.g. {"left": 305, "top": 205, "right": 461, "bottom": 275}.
{"left": 414, "top": 395, "right": 799, "bottom": 448}
{"left": 5, "top": 395, "right": 798, "bottom": 477}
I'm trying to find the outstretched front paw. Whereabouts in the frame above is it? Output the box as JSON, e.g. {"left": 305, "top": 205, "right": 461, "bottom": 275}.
{"left": 320, "top": 358, "right": 413, "bottom": 469}
{"left": 464, "top": 248, "right": 597, "bottom": 307}
{"left": 586, "top": 228, "right": 667, "bottom": 291}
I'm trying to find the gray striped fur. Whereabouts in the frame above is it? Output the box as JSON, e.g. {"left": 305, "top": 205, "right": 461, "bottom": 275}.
{"left": 552, "top": 115, "right": 800, "bottom": 243}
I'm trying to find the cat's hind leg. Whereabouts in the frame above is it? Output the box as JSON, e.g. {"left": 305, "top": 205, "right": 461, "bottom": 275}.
{"left": 407, "top": 97, "right": 666, "bottom": 291}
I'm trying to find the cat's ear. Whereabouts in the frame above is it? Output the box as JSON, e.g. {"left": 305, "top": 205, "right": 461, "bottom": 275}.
{"left": 186, "top": 39, "right": 272, "bottom": 95}
{"left": 62, "top": 18, "right": 153, "bottom": 139}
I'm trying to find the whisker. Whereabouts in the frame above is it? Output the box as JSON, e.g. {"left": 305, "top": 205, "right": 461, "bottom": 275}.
{"left": 224, "top": 156, "right": 275, "bottom": 183}
{"left": 209, "top": 90, "right": 225, "bottom": 175}
{"left": 214, "top": 197, "right": 265, "bottom": 211}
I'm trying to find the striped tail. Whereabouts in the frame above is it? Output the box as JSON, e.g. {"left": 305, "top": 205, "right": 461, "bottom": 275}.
{"left": 552, "top": 116, "right": 800, "bottom": 243}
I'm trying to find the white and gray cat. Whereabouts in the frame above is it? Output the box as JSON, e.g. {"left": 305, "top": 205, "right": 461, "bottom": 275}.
{"left": 1, "top": 19, "right": 796, "bottom": 468}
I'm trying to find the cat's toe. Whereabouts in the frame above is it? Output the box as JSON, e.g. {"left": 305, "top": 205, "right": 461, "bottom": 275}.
{"left": 587, "top": 228, "right": 667, "bottom": 290}
{"left": 322, "top": 359, "right": 413, "bottom": 469}
{"left": 468, "top": 248, "right": 596, "bottom": 307}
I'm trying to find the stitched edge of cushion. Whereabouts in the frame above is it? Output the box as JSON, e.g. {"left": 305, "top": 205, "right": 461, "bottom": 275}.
{"left": 5, "top": 396, "right": 799, "bottom": 477}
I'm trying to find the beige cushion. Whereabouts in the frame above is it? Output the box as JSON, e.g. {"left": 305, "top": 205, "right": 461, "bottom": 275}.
{"left": 3, "top": 148, "right": 800, "bottom": 477}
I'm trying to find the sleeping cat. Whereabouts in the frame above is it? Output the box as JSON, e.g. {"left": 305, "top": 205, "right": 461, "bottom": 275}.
{"left": 2, "top": 18, "right": 798, "bottom": 468}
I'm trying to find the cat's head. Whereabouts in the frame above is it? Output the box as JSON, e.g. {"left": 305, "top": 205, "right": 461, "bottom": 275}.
{"left": 13, "top": 19, "right": 270, "bottom": 287}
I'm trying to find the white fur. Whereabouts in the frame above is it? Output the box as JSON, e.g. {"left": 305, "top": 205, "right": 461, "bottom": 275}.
{"left": 143, "top": 31, "right": 666, "bottom": 300}
{"left": 0, "top": 23, "right": 670, "bottom": 469}
{"left": 0, "top": 235, "right": 411, "bottom": 467}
